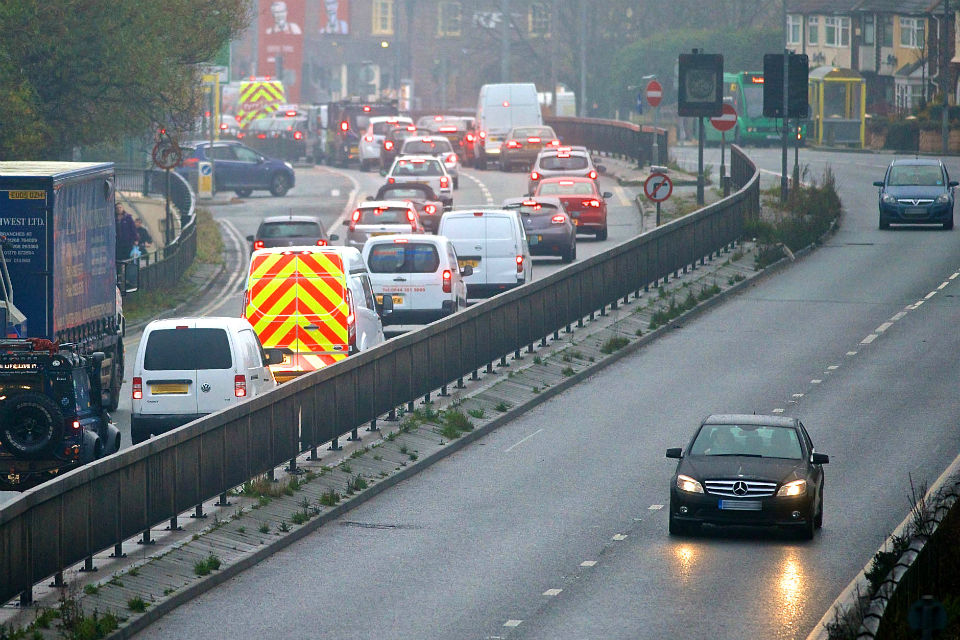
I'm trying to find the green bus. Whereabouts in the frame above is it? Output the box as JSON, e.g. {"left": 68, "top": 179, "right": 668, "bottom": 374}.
{"left": 704, "top": 71, "right": 806, "bottom": 145}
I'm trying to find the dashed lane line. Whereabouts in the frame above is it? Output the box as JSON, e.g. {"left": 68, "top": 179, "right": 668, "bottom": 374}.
{"left": 462, "top": 171, "right": 494, "bottom": 205}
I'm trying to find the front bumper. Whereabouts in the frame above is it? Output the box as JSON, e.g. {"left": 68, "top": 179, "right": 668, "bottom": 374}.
{"left": 670, "top": 487, "right": 814, "bottom": 528}
{"left": 879, "top": 201, "right": 953, "bottom": 225}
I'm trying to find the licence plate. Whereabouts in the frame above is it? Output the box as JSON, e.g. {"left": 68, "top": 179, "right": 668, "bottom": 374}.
{"left": 459, "top": 258, "right": 480, "bottom": 268}
{"left": 904, "top": 207, "right": 927, "bottom": 215}
{"left": 718, "top": 500, "right": 762, "bottom": 511}
{"left": 376, "top": 294, "right": 403, "bottom": 304}
{"left": 150, "top": 383, "right": 188, "bottom": 394}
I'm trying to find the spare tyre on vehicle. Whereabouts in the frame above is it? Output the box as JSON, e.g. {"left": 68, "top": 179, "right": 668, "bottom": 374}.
{"left": 0, "top": 392, "right": 65, "bottom": 459}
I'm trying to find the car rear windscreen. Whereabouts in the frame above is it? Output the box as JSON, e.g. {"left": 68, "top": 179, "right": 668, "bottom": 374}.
{"left": 540, "top": 155, "right": 588, "bottom": 170}
{"left": 359, "top": 207, "right": 409, "bottom": 224}
{"left": 538, "top": 182, "right": 594, "bottom": 196}
{"left": 393, "top": 160, "right": 443, "bottom": 176}
{"left": 144, "top": 328, "right": 232, "bottom": 370}
{"left": 259, "top": 222, "right": 322, "bottom": 238}
{"left": 368, "top": 243, "right": 441, "bottom": 273}
{"left": 403, "top": 139, "right": 453, "bottom": 154}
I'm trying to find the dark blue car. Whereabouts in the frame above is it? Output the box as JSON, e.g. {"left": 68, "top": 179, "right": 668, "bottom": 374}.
{"left": 875, "top": 158, "right": 957, "bottom": 230}
{"left": 177, "top": 141, "right": 296, "bottom": 197}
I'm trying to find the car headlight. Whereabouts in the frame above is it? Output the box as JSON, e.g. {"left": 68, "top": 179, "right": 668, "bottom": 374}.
{"left": 881, "top": 194, "right": 898, "bottom": 205}
{"left": 776, "top": 479, "right": 807, "bottom": 497}
{"left": 284, "top": 162, "right": 294, "bottom": 170}
{"left": 936, "top": 193, "right": 952, "bottom": 204}
{"left": 676, "top": 474, "right": 704, "bottom": 494}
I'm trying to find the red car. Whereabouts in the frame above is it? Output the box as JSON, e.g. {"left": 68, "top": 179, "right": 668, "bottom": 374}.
{"left": 534, "top": 177, "right": 613, "bottom": 240}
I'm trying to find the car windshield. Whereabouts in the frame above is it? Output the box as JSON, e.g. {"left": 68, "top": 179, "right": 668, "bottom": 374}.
{"left": 538, "top": 182, "right": 595, "bottom": 196}
{"left": 393, "top": 159, "right": 443, "bottom": 177}
{"left": 368, "top": 243, "right": 440, "bottom": 273}
{"left": 689, "top": 424, "right": 803, "bottom": 459}
{"left": 888, "top": 165, "right": 945, "bottom": 187}
{"left": 358, "top": 206, "right": 410, "bottom": 224}
{"left": 403, "top": 139, "right": 453, "bottom": 154}
{"left": 540, "top": 155, "right": 588, "bottom": 170}
{"left": 259, "top": 222, "right": 323, "bottom": 238}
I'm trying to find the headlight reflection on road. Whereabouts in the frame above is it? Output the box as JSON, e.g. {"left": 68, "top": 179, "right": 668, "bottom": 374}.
{"left": 670, "top": 544, "right": 698, "bottom": 582}
{"left": 776, "top": 554, "right": 805, "bottom": 628}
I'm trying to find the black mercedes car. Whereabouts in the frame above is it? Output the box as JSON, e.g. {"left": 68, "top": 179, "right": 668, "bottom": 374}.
{"left": 665, "top": 414, "right": 829, "bottom": 539}
{"left": 874, "top": 157, "right": 957, "bottom": 230}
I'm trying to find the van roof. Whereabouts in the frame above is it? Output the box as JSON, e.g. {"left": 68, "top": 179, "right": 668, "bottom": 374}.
{"left": 441, "top": 208, "right": 517, "bottom": 218}
{"left": 249, "top": 245, "right": 365, "bottom": 273}
{"left": 362, "top": 233, "right": 448, "bottom": 246}
{"left": 143, "top": 316, "right": 252, "bottom": 331}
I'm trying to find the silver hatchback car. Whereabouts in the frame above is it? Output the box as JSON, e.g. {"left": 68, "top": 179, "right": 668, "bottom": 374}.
{"left": 343, "top": 200, "right": 425, "bottom": 250}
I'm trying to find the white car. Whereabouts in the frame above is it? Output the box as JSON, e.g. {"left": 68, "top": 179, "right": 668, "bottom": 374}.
{"left": 359, "top": 115, "right": 413, "bottom": 171}
{"left": 399, "top": 136, "right": 461, "bottom": 189}
{"left": 362, "top": 234, "right": 470, "bottom": 325}
{"left": 383, "top": 155, "right": 453, "bottom": 209}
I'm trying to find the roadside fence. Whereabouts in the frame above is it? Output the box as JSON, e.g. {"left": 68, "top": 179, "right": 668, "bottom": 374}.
{"left": 546, "top": 116, "right": 669, "bottom": 169}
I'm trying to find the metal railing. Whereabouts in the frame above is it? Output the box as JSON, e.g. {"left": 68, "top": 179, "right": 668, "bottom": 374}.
{"left": 115, "top": 168, "right": 197, "bottom": 294}
{"left": 1, "top": 146, "right": 758, "bottom": 607}
{"left": 546, "top": 116, "right": 669, "bottom": 169}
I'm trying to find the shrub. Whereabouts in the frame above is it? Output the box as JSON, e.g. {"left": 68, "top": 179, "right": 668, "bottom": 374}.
{"left": 600, "top": 336, "right": 630, "bottom": 354}
{"left": 127, "top": 597, "right": 148, "bottom": 613}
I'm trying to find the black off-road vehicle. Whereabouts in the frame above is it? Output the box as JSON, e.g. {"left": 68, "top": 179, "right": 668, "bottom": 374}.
{"left": 0, "top": 339, "right": 121, "bottom": 492}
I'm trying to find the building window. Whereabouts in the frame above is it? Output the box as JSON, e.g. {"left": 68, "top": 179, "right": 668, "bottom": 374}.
{"left": 529, "top": 3, "right": 550, "bottom": 36}
{"left": 900, "top": 17, "right": 925, "bottom": 49}
{"left": 824, "top": 17, "right": 850, "bottom": 47}
{"left": 437, "top": 2, "right": 461, "bottom": 37}
{"left": 372, "top": 0, "right": 394, "bottom": 35}
{"left": 808, "top": 16, "right": 819, "bottom": 45}
{"left": 788, "top": 15, "right": 801, "bottom": 45}
{"left": 881, "top": 15, "right": 893, "bottom": 47}
{"left": 863, "top": 14, "right": 875, "bottom": 45}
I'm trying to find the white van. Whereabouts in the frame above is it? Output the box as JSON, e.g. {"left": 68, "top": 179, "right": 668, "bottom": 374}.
{"left": 130, "top": 317, "right": 278, "bottom": 444}
{"left": 362, "top": 234, "right": 470, "bottom": 324}
{"left": 437, "top": 209, "right": 532, "bottom": 299}
{"left": 475, "top": 83, "right": 543, "bottom": 170}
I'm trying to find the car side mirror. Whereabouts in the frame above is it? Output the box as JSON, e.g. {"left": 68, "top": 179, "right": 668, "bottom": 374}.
{"left": 602, "top": 192, "right": 613, "bottom": 199}
{"left": 246, "top": 235, "right": 254, "bottom": 242}
{"left": 377, "top": 294, "right": 394, "bottom": 317}
{"left": 950, "top": 180, "right": 959, "bottom": 187}
{"left": 460, "top": 265, "right": 473, "bottom": 277}
{"left": 873, "top": 181, "right": 885, "bottom": 187}
{"left": 263, "top": 348, "right": 289, "bottom": 365}
{"left": 328, "top": 233, "right": 339, "bottom": 242}
{"left": 811, "top": 452, "right": 829, "bottom": 464}
{"left": 666, "top": 447, "right": 683, "bottom": 459}
{"left": 366, "top": 195, "right": 374, "bottom": 200}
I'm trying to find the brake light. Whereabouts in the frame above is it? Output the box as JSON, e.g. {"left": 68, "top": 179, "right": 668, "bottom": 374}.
{"left": 530, "top": 171, "right": 540, "bottom": 181}
{"left": 237, "top": 132, "right": 245, "bottom": 139}
{"left": 588, "top": 170, "right": 598, "bottom": 180}
{"left": 393, "top": 238, "right": 409, "bottom": 243}
{"left": 388, "top": 177, "right": 395, "bottom": 183}
{"left": 442, "top": 269, "right": 452, "bottom": 293}
{"left": 445, "top": 153, "right": 457, "bottom": 163}
{"left": 291, "top": 130, "right": 302, "bottom": 140}
{"left": 363, "top": 105, "right": 371, "bottom": 112}
{"left": 587, "top": 199, "right": 601, "bottom": 207}
{"left": 506, "top": 140, "right": 521, "bottom": 149}
{"left": 473, "top": 211, "right": 484, "bottom": 216}
{"left": 234, "top": 375, "right": 246, "bottom": 398}
{"left": 479, "top": 130, "right": 486, "bottom": 139}
{"left": 559, "top": 180, "right": 575, "bottom": 185}
{"left": 254, "top": 240, "right": 265, "bottom": 249}
{"left": 316, "top": 239, "right": 327, "bottom": 246}
{"left": 349, "top": 209, "right": 361, "bottom": 231}
{"left": 257, "top": 133, "right": 267, "bottom": 139}
{"left": 407, "top": 208, "right": 417, "bottom": 230}
{"left": 71, "top": 420, "right": 81, "bottom": 432}
{"left": 522, "top": 199, "right": 537, "bottom": 206}
{"left": 516, "top": 255, "right": 524, "bottom": 273}
{"left": 340, "top": 121, "right": 349, "bottom": 131}
{"left": 133, "top": 377, "right": 142, "bottom": 400}
{"left": 440, "top": 176, "right": 449, "bottom": 188}
{"left": 549, "top": 139, "right": 560, "bottom": 146}
{"left": 527, "top": 137, "right": 541, "bottom": 143}
{"left": 182, "top": 157, "right": 199, "bottom": 167}
{"left": 406, "top": 124, "right": 417, "bottom": 131}
{"left": 551, "top": 214, "right": 567, "bottom": 224}
{"left": 502, "top": 100, "right": 510, "bottom": 107}
{"left": 220, "top": 123, "right": 228, "bottom": 131}
{"left": 439, "top": 126, "right": 457, "bottom": 133}
{"left": 384, "top": 140, "right": 394, "bottom": 150}
{"left": 434, "top": 115, "right": 443, "bottom": 121}
{"left": 466, "top": 134, "right": 475, "bottom": 142}
{"left": 424, "top": 204, "right": 437, "bottom": 214}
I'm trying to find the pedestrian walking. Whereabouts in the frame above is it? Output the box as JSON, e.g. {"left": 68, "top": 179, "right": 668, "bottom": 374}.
{"left": 115, "top": 203, "right": 137, "bottom": 261}
{"left": 135, "top": 218, "right": 153, "bottom": 253}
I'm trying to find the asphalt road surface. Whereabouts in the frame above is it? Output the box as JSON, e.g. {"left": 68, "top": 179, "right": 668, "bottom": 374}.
{"left": 132, "top": 149, "right": 960, "bottom": 639}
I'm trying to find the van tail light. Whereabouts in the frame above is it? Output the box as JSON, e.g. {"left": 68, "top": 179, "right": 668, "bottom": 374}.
{"left": 293, "top": 131, "right": 303, "bottom": 140}
{"left": 234, "top": 375, "right": 247, "bottom": 398}
{"left": 181, "top": 157, "right": 199, "bottom": 167}
{"left": 442, "top": 269, "right": 452, "bottom": 293}
{"left": 530, "top": 171, "right": 540, "bottom": 181}
{"left": 588, "top": 170, "right": 598, "bottom": 180}
{"left": 346, "top": 289, "right": 357, "bottom": 350}
{"left": 349, "top": 209, "right": 361, "bottom": 232}
{"left": 516, "top": 255, "right": 524, "bottom": 273}
{"left": 445, "top": 153, "right": 457, "bottom": 164}
{"left": 551, "top": 214, "right": 566, "bottom": 224}
{"left": 384, "top": 140, "right": 394, "bottom": 150}
{"left": 316, "top": 239, "right": 327, "bottom": 246}
{"left": 479, "top": 130, "right": 486, "bottom": 139}
{"left": 133, "top": 377, "right": 143, "bottom": 400}
{"left": 424, "top": 204, "right": 437, "bottom": 215}
{"left": 407, "top": 208, "right": 418, "bottom": 230}
{"left": 253, "top": 240, "right": 264, "bottom": 249}
{"left": 440, "top": 176, "right": 449, "bottom": 188}
{"left": 466, "top": 133, "right": 475, "bottom": 142}
{"left": 364, "top": 134, "right": 374, "bottom": 142}
{"left": 506, "top": 140, "right": 521, "bottom": 149}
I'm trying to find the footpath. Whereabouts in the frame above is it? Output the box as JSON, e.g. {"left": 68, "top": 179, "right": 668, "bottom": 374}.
{"left": 1, "top": 159, "right": 740, "bottom": 638}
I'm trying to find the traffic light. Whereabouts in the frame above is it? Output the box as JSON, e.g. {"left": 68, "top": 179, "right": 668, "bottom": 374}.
{"left": 677, "top": 51, "right": 724, "bottom": 117}
{"left": 763, "top": 53, "right": 809, "bottom": 119}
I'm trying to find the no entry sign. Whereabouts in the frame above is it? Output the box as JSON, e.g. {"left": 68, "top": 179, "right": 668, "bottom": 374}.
{"left": 710, "top": 103, "right": 738, "bottom": 132}
{"left": 646, "top": 79, "right": 663, "bottom": 108}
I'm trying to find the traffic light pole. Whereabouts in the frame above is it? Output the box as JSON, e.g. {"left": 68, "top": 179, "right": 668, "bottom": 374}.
{"left": 697, "top": 117, "right": 705, "bottom": 205}
{"left": 781, "top": 48, "right": 789, "bottom": 204}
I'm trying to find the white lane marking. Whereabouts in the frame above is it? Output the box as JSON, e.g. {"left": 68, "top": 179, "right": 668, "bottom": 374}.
{"left": 505, "top": 428, "right": 543, "bottom": 453}
{"left": 811, "top": 379, "right": 822, "bottom": 384}
{"left": 793, "top": 393, "right": 804, "bottom": 398}
{"left": 875, "top": 322, "right": 893, "bottom": 333}
{"left": 925, "top": 291, "right": 937, "bottom": 300}
{"left": 462, "top": 171, "right": 494, "bottom": 205}
{"left": 827, "top": 365, "right": 839, "bottom": 371}
{"left": 938, "top": 282, "right": 949, "bottom": 290}
{"left": 772, "top": 408, "right": 784, "bottom": 414}
{"left": 543, "top": 589, "right": 562, "bottom": 596}
{"left": 950, "top": 272, "right": 959, "bottom": 280}
{"left": 648, "top": 504, "right": 663, "bottom": 510}
{"left": 846, "top": 351, "right": 857, "bottom": 356}
{"left": 613, "top": 186, "right": 631, "bottom": 207}
{"left": 890, "top": 312, "right": 907, "bottom": 322}
{"left": 914, "top": 300, "right": 925, "bottom": 307}
{"left": 861, "top": 334, "right": 878, "bottom": 344}
{"left": 612, "top": 533, "right": 628, "bottom": 541}
{"left": 580, "top": 560, "right": 597, "bottom": 567}
{"left": 504, "top": 620, "right": 522, "bottom": 628}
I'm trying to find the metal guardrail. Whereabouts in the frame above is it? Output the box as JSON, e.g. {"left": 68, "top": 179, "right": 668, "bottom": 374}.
{"left": 115, "top": 168, "right": 198, "bottom": 294}
{"left": 546, "top": 116, "right": 669, "bottom": 169}
{"left": 0, "top": 146, "right": 758, "bottom": 607}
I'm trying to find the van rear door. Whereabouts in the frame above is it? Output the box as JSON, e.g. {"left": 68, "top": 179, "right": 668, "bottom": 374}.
{"left": 441, "top": 215, "right": 487, "bottom": 286}
{"left": 294, "top": 252, "right": 350, "bottom": 371}
{"left": 484, "top": 214, "right": 521, "bottom": 286}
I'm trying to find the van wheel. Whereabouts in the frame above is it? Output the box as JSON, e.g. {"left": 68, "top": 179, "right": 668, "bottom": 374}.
{"left": 0, "top": 393, "right": 65, "bottom": 459}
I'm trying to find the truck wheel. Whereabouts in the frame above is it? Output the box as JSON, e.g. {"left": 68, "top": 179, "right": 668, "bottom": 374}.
{"left": 0, "top": 393, "right": 65, "bottom": 459}
{"left": 269, "top": 173, "right": 291, "bottom": 197}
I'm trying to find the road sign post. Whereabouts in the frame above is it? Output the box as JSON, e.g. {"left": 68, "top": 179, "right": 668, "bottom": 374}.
{"left": 644, "top": 172, "right": 673, "bottom": 227}
{"left": 645, "top": 79, "right": 663, "bottom": 168}
{"left": 710, "top": 103, "right": 737, "bottom": 197}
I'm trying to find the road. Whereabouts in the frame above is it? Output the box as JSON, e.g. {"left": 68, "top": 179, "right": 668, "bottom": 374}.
{"left": 132, "top": 148, "right": 960, "bottom": 639}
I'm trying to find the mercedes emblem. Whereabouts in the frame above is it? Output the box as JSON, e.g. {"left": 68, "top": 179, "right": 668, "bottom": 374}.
{"left": 732, "top": 481, "right": 748, "bottom": 496}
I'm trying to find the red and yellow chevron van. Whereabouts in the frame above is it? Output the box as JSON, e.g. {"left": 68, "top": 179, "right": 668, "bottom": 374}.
{"left": 242, "top": 246, "right": 391, "bottom": 382}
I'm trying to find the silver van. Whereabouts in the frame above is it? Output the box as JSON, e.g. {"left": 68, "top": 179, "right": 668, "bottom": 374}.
{"left": 475, "top": 83, "right": 543, "bottom": 170}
